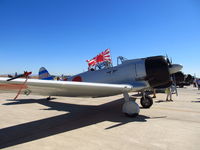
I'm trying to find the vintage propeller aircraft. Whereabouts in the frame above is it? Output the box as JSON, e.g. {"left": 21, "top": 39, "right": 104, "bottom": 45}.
{"left": 0, "top": 51, "right": 182, "bottom": 117}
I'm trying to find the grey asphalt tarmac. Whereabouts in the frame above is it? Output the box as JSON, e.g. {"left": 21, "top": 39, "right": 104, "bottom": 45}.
{"left": 0, "top": 86, "right": 200, "bottom": 150}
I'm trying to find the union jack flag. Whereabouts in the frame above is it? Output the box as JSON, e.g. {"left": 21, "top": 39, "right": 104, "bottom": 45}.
{"left": 86, "top": 48, "right": 112, "bottom": 68}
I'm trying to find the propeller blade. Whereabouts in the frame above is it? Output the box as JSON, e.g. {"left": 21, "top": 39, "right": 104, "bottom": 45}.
{"left": 7, "top": 71, "right": 32, "bottom": 81}
{"left": 170, "top": 57, "right": 172, "bottom": 64}
{"left": 166, "top": 57, "right": 172, "bottom": 67}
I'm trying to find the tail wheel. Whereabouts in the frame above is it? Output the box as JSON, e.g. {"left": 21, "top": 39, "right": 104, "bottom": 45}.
{"left": 140, "top": 95, "right": 153, "bottom": 108}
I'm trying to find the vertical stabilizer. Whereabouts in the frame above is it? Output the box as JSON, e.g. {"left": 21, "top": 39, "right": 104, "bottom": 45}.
{"left": 39, "top": 67, "right": 54, "bottom": 80}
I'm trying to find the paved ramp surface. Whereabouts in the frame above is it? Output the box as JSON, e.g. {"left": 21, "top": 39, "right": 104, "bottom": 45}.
{"left": 0, "top": 86, "right": 200, "bottom": 150}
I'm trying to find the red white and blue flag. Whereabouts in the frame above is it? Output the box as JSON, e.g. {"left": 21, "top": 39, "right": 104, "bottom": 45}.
{"left": 86, "top": 48, "right": 112, "bottom": 68}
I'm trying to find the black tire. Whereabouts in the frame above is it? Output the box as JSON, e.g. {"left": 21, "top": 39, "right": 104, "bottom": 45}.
{"left": 46, "top": 96, "right": 51, "bottom": 100}
{"left": 124, "top": 113, "right": 139, "bottom": 117}
{"left": 140, "top": 95, "right": 153, "bottom": 108}
{"left": 179, "top": 84, "right": 184, "bottom": 88}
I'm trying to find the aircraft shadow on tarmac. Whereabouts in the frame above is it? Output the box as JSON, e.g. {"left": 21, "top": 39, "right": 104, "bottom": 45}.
{"left": 0, "top": 97, "right": 166, "bottom": 149}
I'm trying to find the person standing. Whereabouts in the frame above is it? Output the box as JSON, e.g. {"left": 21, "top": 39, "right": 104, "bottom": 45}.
{"left": 152, "top": 89, "right": 156, "bottom": 98}
{"left": 197, "top": 79, "right": 200, "bottom": 90}
{"left": 165, "top": 87, "right": 173, "bottom": 101}
{"left": 193, "top": 78, "right": 197, "bottom": 87}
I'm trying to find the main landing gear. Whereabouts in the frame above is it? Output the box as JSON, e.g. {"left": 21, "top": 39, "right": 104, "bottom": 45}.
{"left": 140, "top": 92, "right": 153, "bottom": 108}
{"left": 122, "top": 91, "right": 153, "bottom": 117}
{"left": 122, "top": 92, "right": 140, "bottom": 117}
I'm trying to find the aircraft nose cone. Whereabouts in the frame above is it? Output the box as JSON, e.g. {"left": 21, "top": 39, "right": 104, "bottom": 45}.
{"left": 169, "top": 64, "right": 183, "bottom": 74}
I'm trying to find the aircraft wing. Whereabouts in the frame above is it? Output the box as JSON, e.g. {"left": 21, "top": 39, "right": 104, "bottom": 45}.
{"left": 0, "top": 77, "right": 146, "bottom": 98}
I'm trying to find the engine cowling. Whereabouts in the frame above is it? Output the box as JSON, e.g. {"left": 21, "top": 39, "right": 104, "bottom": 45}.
{"left": 174, "top": 71, "right": 185, "bottom": 83}
{"left": 145, "top": 56, "right": 171, "bottom": 88}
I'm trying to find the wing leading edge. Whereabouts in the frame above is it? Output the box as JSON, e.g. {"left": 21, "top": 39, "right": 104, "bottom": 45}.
{"left": 0, "top": 77, "right": 147, "bottom": 97}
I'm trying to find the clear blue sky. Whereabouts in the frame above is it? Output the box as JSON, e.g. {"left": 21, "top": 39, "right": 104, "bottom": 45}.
{"left": 0, "top": 0, "right": 199, "bottom": 77}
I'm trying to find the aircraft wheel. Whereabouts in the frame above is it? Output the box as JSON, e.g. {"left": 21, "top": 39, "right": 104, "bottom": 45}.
{"left": 179, "top": 84, "right": 184, "bottom": 88}
{"left": 122, "top": 101, "right": 140, "bottom": 117}
{"left": 46, "top": 96, "right": 51, "bottom": 100}
{"left": 140, "top": 95, "right": 153, "bottom": 108}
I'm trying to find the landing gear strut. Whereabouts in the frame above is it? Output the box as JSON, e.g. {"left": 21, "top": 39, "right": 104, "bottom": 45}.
{"left": 122, "top": 92, "right": 140, "bottom": 117}
{"left": 140, "top": 92, "right": 153, "bottom": 108}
